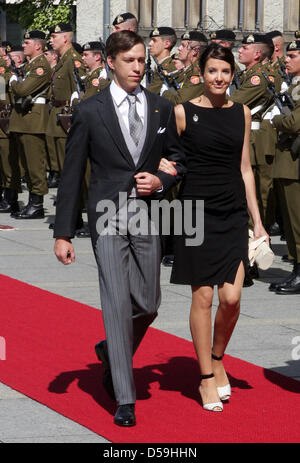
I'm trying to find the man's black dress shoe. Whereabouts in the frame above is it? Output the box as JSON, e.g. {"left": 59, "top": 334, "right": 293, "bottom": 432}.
{"left": 75, "top": 224, "right": 91, "bottom": 238}
{"left": 268, "top": 222, "right": 281, "bottom": 236}
{"left": 114, "top": 404, "right": 136, "bottom": 427}
{"left": 162, "top": 255, "right": 174, "bottom": 267}
{"left": 275, "top": 275, "right": 300, "bottom": 295}
{"left": 95, "top": 340, "right": 116, "bottom": 401}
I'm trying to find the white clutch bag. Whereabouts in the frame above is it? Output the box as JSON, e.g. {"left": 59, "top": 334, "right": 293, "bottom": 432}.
{"left": 248, "top": 230, "right": 274, "bottom": 270}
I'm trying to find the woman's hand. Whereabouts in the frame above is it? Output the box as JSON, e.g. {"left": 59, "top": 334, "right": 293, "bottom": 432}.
{"left": 158, "top": 158, "right": 177, "bottom": 176}
{"left": 253, "top": 222, "right": 270, "bottom": 245}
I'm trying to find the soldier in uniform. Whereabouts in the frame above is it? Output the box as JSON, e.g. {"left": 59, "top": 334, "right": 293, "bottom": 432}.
{"left": 81, "top": 41, "right": 110, "bottom": 101}
{"left": 161, "top": 30, "right": 207, "bottom": 105}
{"left": 146, "top": 27, "right": 177, "bottom": 95}
{"left": 112, "top": 12, "right": 138, "bottom": 33}
{"left": 231, "top": 34, "right": 276, "bottom": 232}
{"left": 269, "top": 39, "right": 300, "bottom": 295}
{"left": 47, "top": 23, "right": 86, "bottom": 177}
{"left": 9, "top": 31, "right": 51, "bottom": 219}
{"left": 0, "top": 48, "right": 20, "bottom": 213}
{"left": 44, "top": 42, "right": 60, "bottom": 188}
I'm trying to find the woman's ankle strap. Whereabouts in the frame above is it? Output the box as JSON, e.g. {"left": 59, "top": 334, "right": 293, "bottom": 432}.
{"left": 211, "top": 352, "right": 224, "bottom": 361}
{"left": 200, "top": 373, "right": 214, "bottom": 380}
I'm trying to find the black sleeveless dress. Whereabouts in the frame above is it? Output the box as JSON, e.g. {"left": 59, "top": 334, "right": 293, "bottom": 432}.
{"left": 171, "top": 101, "right": 249, "bottom": 286}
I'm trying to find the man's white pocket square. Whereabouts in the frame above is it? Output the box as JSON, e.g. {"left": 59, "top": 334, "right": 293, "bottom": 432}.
{"left": 157, "top": 127, "right": 166, "bottom": 134}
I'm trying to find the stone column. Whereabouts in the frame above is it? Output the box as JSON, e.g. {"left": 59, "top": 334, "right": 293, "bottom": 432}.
{"left": 263, "top": 0, "right": 284, "bottom": 32}
{"left": 224, "top": 0, "right": 239, "bottom": 29}
{"left": 156, "top": 0, "right": 173, "bottom": 27}
{"left": 283, "top": 0, "right": 298, "bottom": 32}
{"left": 205, "top": 0, "right": 225, "bottom": 30}
{"left": 76, "top": 0, "right": 103, "bottom": 44}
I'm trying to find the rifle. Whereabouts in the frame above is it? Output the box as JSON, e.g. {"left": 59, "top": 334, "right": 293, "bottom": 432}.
{"left": 263, "top": 71, "right": 300, "bottom": 157}
{"left": 153, "top": 56, "right": 180, "bottom": 91}
{"left": 232, "top": 70, "right": 241, "bottom": 90}
{"left": 261, "top": 71, "right": 294, "bottom": 115}
{"left": 8, "top": 55, "right": 24, "bottom": 80}
{"left": 57, "top": 101, "right": 73, "bottom": 134}
{"left": 145, "top": 49, "right": 154, "bottom": 86}
{"left": 277, "top": 57, "right": 293, "bottom": 87}
{"left": 72, "top": 59, "right": 85, "bottom": 97}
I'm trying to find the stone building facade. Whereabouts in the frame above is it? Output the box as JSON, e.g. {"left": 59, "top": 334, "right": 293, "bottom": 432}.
{"left": 76, "top": 0, "right": 299, "bottom": 44}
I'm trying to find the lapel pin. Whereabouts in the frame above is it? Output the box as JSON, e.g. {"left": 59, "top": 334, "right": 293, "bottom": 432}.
{"left": 193, "top": 114, "right": 199, "bottom": 122}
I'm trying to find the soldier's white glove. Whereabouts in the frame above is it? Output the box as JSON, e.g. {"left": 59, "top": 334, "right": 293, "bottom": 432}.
{"left": 70, "top": 91, "right": 79, "bottom": 106}
{"left": 160, "top": 82, "right": 170, "bottom": 96}
{"left": 99, "top": 68, "right": 107, "bottom": 80}
{"left": 270, "top": 105, "right": 281, "bottom": 123}
{"left": 280, "top": 82, "right": 289, "bottom": 93}
{"left": 9, "top": 74, "right": 18, "bottom": 86}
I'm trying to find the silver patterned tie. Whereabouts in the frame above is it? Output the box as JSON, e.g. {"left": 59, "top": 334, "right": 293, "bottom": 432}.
{"left": 127, "top": 93, "right": 143, "bottom": 146}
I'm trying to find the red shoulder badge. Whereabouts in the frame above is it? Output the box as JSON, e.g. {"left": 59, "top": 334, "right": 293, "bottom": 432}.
{"left": 0, "top": 67, "right": 5, "bottom": 74}
{"left": 92, "top": 78, "right": 99, "bottom": 87}
{"left": 251, "top": 75, "right": 261, "bottom": 86}
{"left": 74, "top": 60, "right": 81, "bottom": 68}
{"left": 190, "top": 75, "right": 200, "bottom": 85}
{"left": 36, "top": 67, "right": 44, "bottom": 76}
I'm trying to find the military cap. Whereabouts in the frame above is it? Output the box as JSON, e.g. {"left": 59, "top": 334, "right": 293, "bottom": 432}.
{"left": 72, "top": 42, "right": 83, "bottom": 54}
{"left": 49, "top": 23, "right": 73, "bottom": 34}
{"left": 242, "top": 33, "right": 270, "bottom": 45}
{"left": 149, "top": 27, "right": 176, "bottom": 38}
{"left": 82, "top": 41, "right": 103, "bottom": 51}
{"left": 287, "top": 40, "right": 300, "bottom": 51}
{"left": 9, "top": 45, "right": 24, "bottom": 52}
{"left": 24, "top": 30, "right": 46, "bottom": 40}
{"left": 265, "top": 30, "right": 283, "bottom": 39}
{"left": 0, "top": 41, "right": 12, "bottom": 49}
{"left": 112, "top": 12, "right": 137, "bottom": 26}
{"left": 209, "top": 29, "right": 236, "bottom": 41}
{"left": 181, "top": 31, "right": 208, "bottom": 43}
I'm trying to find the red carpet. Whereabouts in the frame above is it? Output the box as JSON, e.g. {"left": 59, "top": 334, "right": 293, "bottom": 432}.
{"left": 0, "top": 274, "right": 299, "bottom": 443}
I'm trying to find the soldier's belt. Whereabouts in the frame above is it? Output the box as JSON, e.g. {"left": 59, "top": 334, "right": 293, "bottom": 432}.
{"left": 251, "top": 122, "right": 261, "bottom": 130}
{"left": 16, "top": 97, "right": 47, "bottom": 105}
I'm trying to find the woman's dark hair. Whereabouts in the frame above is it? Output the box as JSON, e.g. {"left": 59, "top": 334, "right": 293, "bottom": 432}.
{"left": 199, "top": 43, "right": 235, "bottom": 75}
{"left": 106, "top": 30, "right": 145, "bottom": 60}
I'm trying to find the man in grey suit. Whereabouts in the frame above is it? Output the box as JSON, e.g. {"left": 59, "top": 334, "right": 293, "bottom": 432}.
{"left": 54, "top": 31, "right": 185, "bottom": 427}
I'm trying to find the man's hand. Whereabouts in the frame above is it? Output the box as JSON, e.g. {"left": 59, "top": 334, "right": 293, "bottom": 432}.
{"left": 134, "top": 172, "right": 162, "bottom": 195}
{"left": 54, "top": 238, "right": 75, "bottom": 265}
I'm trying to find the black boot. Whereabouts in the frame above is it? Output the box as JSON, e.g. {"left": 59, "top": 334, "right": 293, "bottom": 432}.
{"left": 275, "top": 263, "right": 300, "bottom": 295}
{"left": 0, "top": 188, "right": 19, "bottom": 213}
{"left": 12, "top": 193, "right": 44, "bottom": 219}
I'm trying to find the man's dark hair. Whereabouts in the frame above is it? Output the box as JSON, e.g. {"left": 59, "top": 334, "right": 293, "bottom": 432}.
{"left": 106, "top": 30, "right": 145, "bottom": 60}
{"left": 199, "top": 43, "right": 235, "bottom": 74}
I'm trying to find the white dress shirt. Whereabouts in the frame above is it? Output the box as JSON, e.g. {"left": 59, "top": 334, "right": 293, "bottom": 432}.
{"left": 110, "top": 80, "right": 145, "bottom": 131}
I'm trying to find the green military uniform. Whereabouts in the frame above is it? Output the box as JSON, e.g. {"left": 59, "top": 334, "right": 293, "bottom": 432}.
{"left": 272, "top": 77, "right": 300, "bottom": 266}
{"left": 161, "top": 30, "right": 207, "bottom": 105}
{"left": 230, "top": 35, "right": 275, "bottom": 228}
{"left": 9, "top": 51, "right": 51, "bottom": 202}
{"left": 46, "top": 45, "right": 86, "bottom": 171}
{"left": 81, "top": 66, "right": 110, "bottom": 101}
{"left": 0, "top": 60, "right": 21, "bottom": 212}
{"left": 147, "top": 56, "right": 177, "bottom": 95}
{"left": 161, "top": 60, "right": 205, "bottom": 104}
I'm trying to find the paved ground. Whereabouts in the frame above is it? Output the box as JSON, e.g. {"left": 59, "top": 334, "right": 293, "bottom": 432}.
{"left": 0, "top": 187, "right": 299, "bottom": 443}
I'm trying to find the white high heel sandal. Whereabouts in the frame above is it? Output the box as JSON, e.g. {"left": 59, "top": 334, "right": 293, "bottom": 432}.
{"left": 212, "top": 353, "right": 231, "bottom": 401}
{"left": 199, "top": 373, "right": 223, "bottom": 412}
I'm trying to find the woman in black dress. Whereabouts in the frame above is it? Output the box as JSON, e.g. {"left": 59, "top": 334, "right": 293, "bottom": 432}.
{"left": 163, "top": 44, "right": 268, "bottom": 411}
